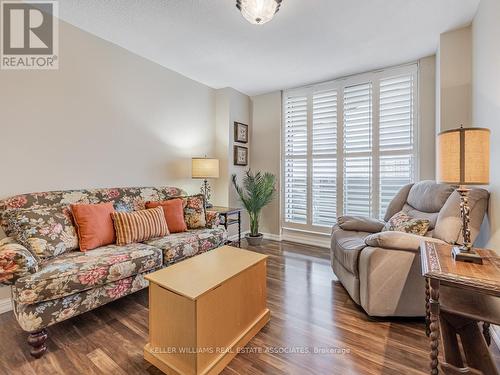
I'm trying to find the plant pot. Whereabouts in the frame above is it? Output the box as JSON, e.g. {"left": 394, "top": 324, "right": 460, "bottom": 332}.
{"left": 245, "top": 233, "right": 263, "bottom": 246}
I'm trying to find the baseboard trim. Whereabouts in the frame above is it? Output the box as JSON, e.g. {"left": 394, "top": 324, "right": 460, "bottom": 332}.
{"left": 281, "top": 229, "right": 330, "bottom": 249}
{"left": 0, "top": 297, "right": 12, "bottom": 314}
{"left": 232, "top": 229, "right": 330, "bottom": 248}
{"left": 262, "top": 233, "right": 282, "bottom": 241}
{"left": 228, "top": 231, "right": 249, "bottom": 242}
{"left": 228, "top": 231, "right": 283, "bottom": 243}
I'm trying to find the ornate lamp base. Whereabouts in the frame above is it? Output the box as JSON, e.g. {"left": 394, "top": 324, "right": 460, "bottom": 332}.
{"left": 452, "top": 186, "right": 483, "bottom": 265}
{"left": 451, "top": 246, "right": 483, "bottom": 264}
{"left": 200, "top": 179, "right": 213, "bottom": 208}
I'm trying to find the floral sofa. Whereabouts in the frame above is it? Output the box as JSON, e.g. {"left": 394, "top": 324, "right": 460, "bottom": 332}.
{"left": 0, "top": 186, "right": 226, "bottom": 357}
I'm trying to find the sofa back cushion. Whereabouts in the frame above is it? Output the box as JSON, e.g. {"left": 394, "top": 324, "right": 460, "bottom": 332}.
{"left": 111, "top": 207, "right": 169, "bottom": 245}
{"left": 0, "top": 186, "right": 186, "bottom": 258}
{"left": 6, "top": 206, "right": 78, "bottom": 259}
{"left": 0, "top": 186, "right": 185, "bottom": 235}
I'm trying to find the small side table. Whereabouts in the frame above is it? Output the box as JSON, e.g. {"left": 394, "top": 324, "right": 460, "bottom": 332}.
{"left": 420, "top": 241, "right": 500, "bottom": 375}
{"left": 209, "top": 206, "right": 243, "bottom": 248}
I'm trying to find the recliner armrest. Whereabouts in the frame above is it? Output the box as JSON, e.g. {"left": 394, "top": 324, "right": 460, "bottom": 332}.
{"left": 0, "top": 237, "right": 39, "bottom": 285}
{"left": 337, "top": 216, "right": 385, "bottom": 233}
{"left": 364, "top": 231, "right": 446, "bottom": 252}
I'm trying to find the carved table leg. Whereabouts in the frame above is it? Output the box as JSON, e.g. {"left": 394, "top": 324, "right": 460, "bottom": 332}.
{"left": 425, "top": 277, "right": 431, "bottom": 337}
{"left": 429, "top": 279, "right": 440, "bottom": 375}
{"left": 482, "top": 322, "right": 491, "bottom": 346}
{"left": 28, "top": 329, "right": 48, "bottom": 358}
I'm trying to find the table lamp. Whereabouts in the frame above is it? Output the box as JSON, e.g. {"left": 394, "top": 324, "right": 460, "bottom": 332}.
{"left": 437, "top": 126, "right": 490, "bottom": 264}
{"left": 192, "top": 157, "right": 219, "bottom": 208}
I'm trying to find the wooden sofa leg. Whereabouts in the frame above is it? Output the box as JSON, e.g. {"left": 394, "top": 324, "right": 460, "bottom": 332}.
{"left": 27, "top": 329, "right": 48, "bottom": 358}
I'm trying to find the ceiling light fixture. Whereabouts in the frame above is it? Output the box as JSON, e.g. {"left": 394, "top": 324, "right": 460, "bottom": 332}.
{"left": 236, "top": 0, "right": 282, "bottom": 25}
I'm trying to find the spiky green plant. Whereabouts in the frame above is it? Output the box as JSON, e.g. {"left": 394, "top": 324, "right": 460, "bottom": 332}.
{"left": 232, "top": 170, "right": 276, "bottom": 237}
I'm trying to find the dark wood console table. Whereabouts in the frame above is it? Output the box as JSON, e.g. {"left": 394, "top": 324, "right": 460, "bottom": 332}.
{"left": 209, "top": 206, "right": 243, "bottom": 248}
{"left": 420, "top": 241, "right": 500, "bottom": 375}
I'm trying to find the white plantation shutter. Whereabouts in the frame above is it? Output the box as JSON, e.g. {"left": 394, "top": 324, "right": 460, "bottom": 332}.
{"left": 284, "top": 95, "right": 308, "bottom": 224}
{"left": 378, "top": 74, "right": 415, "bottom": 217}
{"left": 312, "top": 90, "right": 337, "bottom": 226}
{"left": 343, "top": 83, "right": 372, "bottom": 217}
{"left": 282, "top": 64, "right": 418, "bottom": 232}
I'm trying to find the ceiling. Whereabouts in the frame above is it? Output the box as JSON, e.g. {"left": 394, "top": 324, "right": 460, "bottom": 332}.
{"left": 59, "top": 0, "right": 480, "bottom": 96}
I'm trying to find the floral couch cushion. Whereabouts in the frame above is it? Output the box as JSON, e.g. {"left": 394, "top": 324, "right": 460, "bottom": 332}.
{"left": 144, "top": 227, "right": 227, "bottom": 265}
{"left": 12, "top": 243, "right": 162, "bottom": 305}
{"left": 13, "top": 272, "right": 150, "bottom": 332}
{"left": 0, "top": 186, "right": 186, "bottom": 234}
{"left": 4, "top": 206, "right": 78, "bottom": 259}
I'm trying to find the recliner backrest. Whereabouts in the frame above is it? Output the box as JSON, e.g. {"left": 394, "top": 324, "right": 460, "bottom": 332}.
{"left": 384, "top": 180, "right": 489, "bottom": 244}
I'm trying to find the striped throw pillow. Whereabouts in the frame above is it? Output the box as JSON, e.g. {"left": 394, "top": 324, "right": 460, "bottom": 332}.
{"left": 111, "top": 207, "right": 169, "bottom": 245}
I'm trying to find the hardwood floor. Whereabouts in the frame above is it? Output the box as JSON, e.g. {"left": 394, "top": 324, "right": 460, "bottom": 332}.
{"left": 0, "top": 240, "right": 498, "bottom": 374}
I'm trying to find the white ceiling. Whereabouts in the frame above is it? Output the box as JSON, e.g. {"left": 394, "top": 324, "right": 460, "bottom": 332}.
{"left": 59, "top": 0, "right": 480, "bottom": 96}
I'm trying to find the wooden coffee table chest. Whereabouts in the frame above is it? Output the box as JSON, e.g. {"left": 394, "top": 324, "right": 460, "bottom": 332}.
{"left": 144, "top": 246, "right": 269, "bottom": 375}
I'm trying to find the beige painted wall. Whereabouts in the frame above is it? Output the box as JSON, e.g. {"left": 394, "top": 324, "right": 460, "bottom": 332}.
{"left": 0, "top": 20, "right": 216, "bottom": 201}
{"left": 437, "top": 25, "right": 473, "bottom": 132}
{"left": 472, "top": 0, "right": 500, "bottom": 250}
{"left": 213, "top": 88, "right": 251, "bottom": 237}
{"left": 250, "top": 91, "right": 282, "bottom": 236}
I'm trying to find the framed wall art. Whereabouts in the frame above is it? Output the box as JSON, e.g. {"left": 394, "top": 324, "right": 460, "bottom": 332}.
{"left": 234, "top": 122, "right": 249, "bottom": 143}
{"left": 234, "top": 145, "right": 248, "bottom": 166}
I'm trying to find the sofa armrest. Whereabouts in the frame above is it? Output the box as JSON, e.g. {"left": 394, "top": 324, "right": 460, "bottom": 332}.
{"left": 337, "top": 215, "right": 385, "bottom": 233}
{"left": 205, "top": 210, "right": 221, "bottom": 229}
{"left": 364, "top": 231, "right": 446, "bottom": 252}
{"left": 0, "top": 237, "right": 39, "bottom": 285}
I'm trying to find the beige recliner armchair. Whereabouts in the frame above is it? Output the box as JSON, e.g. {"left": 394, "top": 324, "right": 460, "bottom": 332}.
{"left": 331, "top": 180, "right": 489, "bottom": 317}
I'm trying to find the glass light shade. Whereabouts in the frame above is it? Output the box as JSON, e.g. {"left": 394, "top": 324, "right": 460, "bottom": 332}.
{"left": 236, "top": 0, "right": 282, "bottom": 25}
{"left": 437, "top": 127, "right": 490, "bottom": 185}
{"left": 192, "top": 158, "right": 220, "bottom": 179}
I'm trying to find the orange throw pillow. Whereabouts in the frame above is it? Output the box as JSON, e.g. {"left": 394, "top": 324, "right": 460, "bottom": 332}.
{"left": 71, "top": 202, "right": 116, "bottom": 251}
{"left": 146, "top": 199, "right": 187, "bottom": 233}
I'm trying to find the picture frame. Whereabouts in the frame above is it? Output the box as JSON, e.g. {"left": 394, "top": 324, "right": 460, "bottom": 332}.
{"left": 233, "top": 145, "right": 248, "bottom": 166}
{"left": 234, "top": 122, "right": 249, "bottom": 143}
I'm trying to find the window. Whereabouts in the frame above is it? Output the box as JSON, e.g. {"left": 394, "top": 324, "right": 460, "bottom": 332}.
{"left": 282, "top": 64, "right": 418, "bottom": 233}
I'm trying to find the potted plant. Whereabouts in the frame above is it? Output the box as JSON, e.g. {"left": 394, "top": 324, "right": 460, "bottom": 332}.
{"left": 232, "top": 170, "right": 276, "bottom": 246}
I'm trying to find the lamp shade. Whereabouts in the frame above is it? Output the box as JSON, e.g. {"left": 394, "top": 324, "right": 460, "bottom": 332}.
{"left": 192, "top": 158, "right": 220, "bottom": 179}
{"left": 437, "top": 127, "right": 490, "bottom": 185}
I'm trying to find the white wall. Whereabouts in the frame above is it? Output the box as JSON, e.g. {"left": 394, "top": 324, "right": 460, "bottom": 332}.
{"left": 472, "top": 0, "right": 500, "bottom": 250}
{"left": 437, "top": 25, "right": 473, "bottom": 132}
{"left": 250, "top": 91, "right": 282, "bottom": 236}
